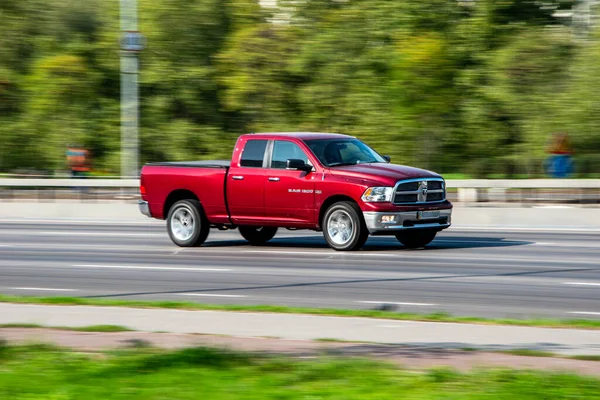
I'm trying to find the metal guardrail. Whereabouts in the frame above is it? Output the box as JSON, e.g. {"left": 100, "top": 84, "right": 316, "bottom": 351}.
{"left": 0, "top": 178, "right": 140, "bottom": 202}
{"left": 0, "top": 178, "right": 598, "bottom": 204}
{"left": 0, "top": 178, "right": 139, "bottom": 188}
{"left": 446, "top": 179, "right": 600, "bottom": 189}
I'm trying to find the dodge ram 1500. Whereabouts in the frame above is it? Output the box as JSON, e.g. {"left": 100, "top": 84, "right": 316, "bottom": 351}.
{"left": 139, "top": 132, "right": 452, "bottom": 251}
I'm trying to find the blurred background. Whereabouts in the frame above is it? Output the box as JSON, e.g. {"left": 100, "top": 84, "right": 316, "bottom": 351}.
{"left": 1, "top": 0, "right": 599, "bottom": 179}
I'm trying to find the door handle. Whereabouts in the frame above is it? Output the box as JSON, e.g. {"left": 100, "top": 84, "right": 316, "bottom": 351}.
{"left": 268, "top": 177, "right": 280, "bottom": 182}
{"left": 231, "top": 175, "right": 244, "bottom": 180}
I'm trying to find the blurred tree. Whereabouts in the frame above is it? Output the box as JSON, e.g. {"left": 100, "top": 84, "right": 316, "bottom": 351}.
{"left": 451, "top": 0, "right": 576, "bottom": 176}
{"left": 552, "top": 22, "right": 600, "bottom": 176}
{"left": 1, "top": 0, "right": 597, "bottom": 178}
{"left": 217, "top": 24, "right": 302, "bottom": 131}
{"left": 21, "top": 54, "right": 100, "bottom": 170}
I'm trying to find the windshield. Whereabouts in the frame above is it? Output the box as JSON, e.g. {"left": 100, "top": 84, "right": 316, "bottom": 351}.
{"left": 303, "top": 138, "right": 387, "bottom": 167}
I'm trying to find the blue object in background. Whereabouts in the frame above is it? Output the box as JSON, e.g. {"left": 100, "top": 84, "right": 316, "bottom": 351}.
{"left": 544, "top": 154, "right": 574, "bottom": 178}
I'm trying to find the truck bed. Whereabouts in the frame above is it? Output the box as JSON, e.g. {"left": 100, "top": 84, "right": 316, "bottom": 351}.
{"left": 146, "top": 160, "right": 230, "bottom": 168}
{"left": 141, "top": 161, "right": 231, "bottom": 222}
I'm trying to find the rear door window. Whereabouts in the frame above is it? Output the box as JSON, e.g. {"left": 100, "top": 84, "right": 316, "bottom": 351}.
{"left": 240, "top": 140, "right": 268, "bottom": 168}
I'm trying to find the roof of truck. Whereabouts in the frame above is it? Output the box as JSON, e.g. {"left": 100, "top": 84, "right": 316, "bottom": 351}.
{"left": 242, "top": 132, "right": 353, "bottom": 140}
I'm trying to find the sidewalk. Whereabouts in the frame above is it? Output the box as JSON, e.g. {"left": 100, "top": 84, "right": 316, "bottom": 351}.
{"left": 1, "top": 303, "right": 598, "bottom": 356}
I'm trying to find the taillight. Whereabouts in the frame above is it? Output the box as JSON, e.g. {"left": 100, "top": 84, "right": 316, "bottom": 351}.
{"left": 140, "top": 176, "right": 147, "bottom": 198}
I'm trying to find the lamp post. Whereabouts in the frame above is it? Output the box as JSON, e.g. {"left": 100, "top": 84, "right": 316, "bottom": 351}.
{"left": 119, "top": 0, "right": 144, "bottom": 178}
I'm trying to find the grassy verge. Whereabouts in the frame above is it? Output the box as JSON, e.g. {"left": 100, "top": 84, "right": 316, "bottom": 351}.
{"left": 1, "top": 294, "right": 599, "bottom": 330}
{"left": 499, "top": 349, "right": 556, "bottom": 358}
{"left": 571, "top": 355, "right": 600, "bottom": 362}
{"left": 0, "top": 344, "right": 598, "bottom": 399}
{"left": 498, "top": 349, "right": 600, "bottom": 362}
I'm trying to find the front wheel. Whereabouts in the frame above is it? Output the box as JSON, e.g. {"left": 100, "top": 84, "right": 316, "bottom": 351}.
{"left": 238, "top": 226, "right": 278, "bottom": 245}
{"left": 322, "top": 201, "right": 368, "bottom": 251}
{"left": 395, "top": 230, "right": 437, "bottom": 249}
{"left": 167, "top": 199, "right": 210, "bottom": 247}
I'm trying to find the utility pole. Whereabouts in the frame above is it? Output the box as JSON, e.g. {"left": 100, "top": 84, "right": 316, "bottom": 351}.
{"left": 119, "top": 0, "right": 144, "bottom": 178}
{"left": 572, "top": 0, "right": 597, "bottom": 40}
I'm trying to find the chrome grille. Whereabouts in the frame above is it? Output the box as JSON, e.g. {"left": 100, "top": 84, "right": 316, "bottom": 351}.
{"left": 393, "top": 178, "right": 446, "bottom": 205}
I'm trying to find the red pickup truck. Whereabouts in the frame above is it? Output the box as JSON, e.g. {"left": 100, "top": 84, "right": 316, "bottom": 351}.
{"left": 139, "top": 132, "right": 452, "bottom": 251}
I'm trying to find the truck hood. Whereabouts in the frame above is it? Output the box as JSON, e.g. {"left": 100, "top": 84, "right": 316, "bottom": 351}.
{"left": 327, "top": 163, "right": 441, "bottom": 186}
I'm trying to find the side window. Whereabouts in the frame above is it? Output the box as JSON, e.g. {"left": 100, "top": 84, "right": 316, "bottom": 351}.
{"left": 271, "top": 141, "right": 309, "bottom": 169}
{"left": 240, "top": 140, "right": 268, "bottom": 168}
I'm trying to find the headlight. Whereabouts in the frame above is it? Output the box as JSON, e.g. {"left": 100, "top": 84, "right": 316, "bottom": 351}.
{"left": 361, "top": 187, "right": 393, "bottom": 202}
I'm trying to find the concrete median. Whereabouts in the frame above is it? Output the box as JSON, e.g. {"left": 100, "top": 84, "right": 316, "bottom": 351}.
{"left": 1, "top": 201, "right": 599, "bottom": 230}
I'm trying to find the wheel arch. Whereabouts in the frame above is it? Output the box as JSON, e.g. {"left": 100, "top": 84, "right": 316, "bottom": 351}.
{"left": 318, "top": 195, "right": 360, "bottom": 229}
{"left": 163, "top": 189, "right": 200, "bottom": 219}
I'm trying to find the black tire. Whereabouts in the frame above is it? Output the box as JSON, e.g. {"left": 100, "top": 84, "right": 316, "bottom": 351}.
{"left": 238, "top": 226, "right": 278, "bottom": 245}
{"left": 166, "top": 199, "right": 210, "bottom": 247}
{"left": 322, "top": 201, "right": 368, "bottom": 251}
{"left": 395, "top": 230, "right": 437, "bottom": 249}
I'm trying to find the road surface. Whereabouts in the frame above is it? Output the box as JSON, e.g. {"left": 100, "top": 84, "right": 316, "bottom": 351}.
{"left": 0, "top": 220, "right": 599, "bottom": 320}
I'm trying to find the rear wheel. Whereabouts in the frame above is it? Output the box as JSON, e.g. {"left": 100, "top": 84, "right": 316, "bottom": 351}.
{"left": 322, "top": 201, "right": 368, "bottom": 251}
{"left": 238, "top": 226, "right": 278, "bottom": 245}
{"left": 166, "top": 199, "right": 210, "bottom": 247}
{"left": 395, "top": 230, "right": 437, "bottom": 249}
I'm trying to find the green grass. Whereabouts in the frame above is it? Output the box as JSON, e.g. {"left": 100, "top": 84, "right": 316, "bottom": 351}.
{"left": 496, "top": 349, "right": 600, "bottom": 362}
{"left": 1, "top": 294, "right": 599, "bottom": 330}
{"left": 570, "top": 355, "right": 600, "bottom": 362}
{"left": 0, "top": 323, "right": 132, "bottom": 333}
{"left": 499, "top": 349, "right": 556, "bottom": 358}
{"left": 67, "top": 325, "right": 133, "bottom": 333}
{"left": 0, "top": 344, "right": 599, "bottom": 399}
{"left": 314, "top": 338, "right": 353, "bottom": 343}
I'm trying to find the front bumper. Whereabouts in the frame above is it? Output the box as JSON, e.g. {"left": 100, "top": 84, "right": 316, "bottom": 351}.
{"left": 138, "top": 200, "right": 152, "bottom": 218}
{"left": 364, "top": 209, "right": 451, "bottom": 235}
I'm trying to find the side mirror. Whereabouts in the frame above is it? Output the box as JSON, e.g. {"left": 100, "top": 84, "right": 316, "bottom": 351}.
{"left": 383, "top": 155, "right": 391, "bottom": 162}
{"left": 286, "top": 159, "right": 312, "bottom": 172}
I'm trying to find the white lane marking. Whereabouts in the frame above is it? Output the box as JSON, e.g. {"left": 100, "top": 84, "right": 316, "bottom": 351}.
{"left": 435, "top": 239, "right": 559, "bottom": 246}
{"left": 10, "top": 287, "right": 79, "bottom": 292}
{"left": 0, "top": 242, "right": 177, "bottom": 252}
{"left": 5, "top": 241, "right": 600, "bottom": 261}
{"left": 563, "top": 282, "right": 600, "bottom": 287}
{"left": 243, "top": 250, "right": 600, "bottom": 265}
{"left": 453, "top": 226, "right": 600, "bottom": 233}
{"left": 567, "top": 311, "right": 600, "bottom": 316}
{"left": 0, "top": 219, "right": 163, "bottom": 225}
{"left": 72, "top": 264, "right": 231, "bottom": 272}
{"left": 531, "top": 242, "right": 600, "bottom": 248}
{"left": 245, "top": 250, "right": 336, "bottom": 256}
{"left": 533, "top": 205, "right": 574, "bottom": 209}
{"left": 4, "top": 231, "right": 164, "bottom": 237}
{"left": 378, "top": 325, "right": 411, "bottom": 328}
{"left": 357, "top": 301, "right": 437, "bottom": 307}
{"left": 175, "top": 293, "right": 248, "bottom": 298}
{"left": 3, "top": 245, "right": 599, "bottom": 268}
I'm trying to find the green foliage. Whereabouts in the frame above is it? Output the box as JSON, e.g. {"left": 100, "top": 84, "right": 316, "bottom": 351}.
{"left": 1, "top": 0, "right": 598, "bottom": 176}
{"left": 1, "top": 345, "right": 600, "bottom": 399}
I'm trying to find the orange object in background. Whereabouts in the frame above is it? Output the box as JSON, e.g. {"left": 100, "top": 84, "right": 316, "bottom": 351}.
{"left": 66, "top": 147, "right": 91, "bottom": 175}
{"left": 546, "top": 132, "right": 572, "bottom": 155}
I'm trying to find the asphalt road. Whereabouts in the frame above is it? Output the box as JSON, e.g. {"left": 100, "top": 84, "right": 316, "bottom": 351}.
{"left": 0, "top": 220, "right": 599, "bottom": 320}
